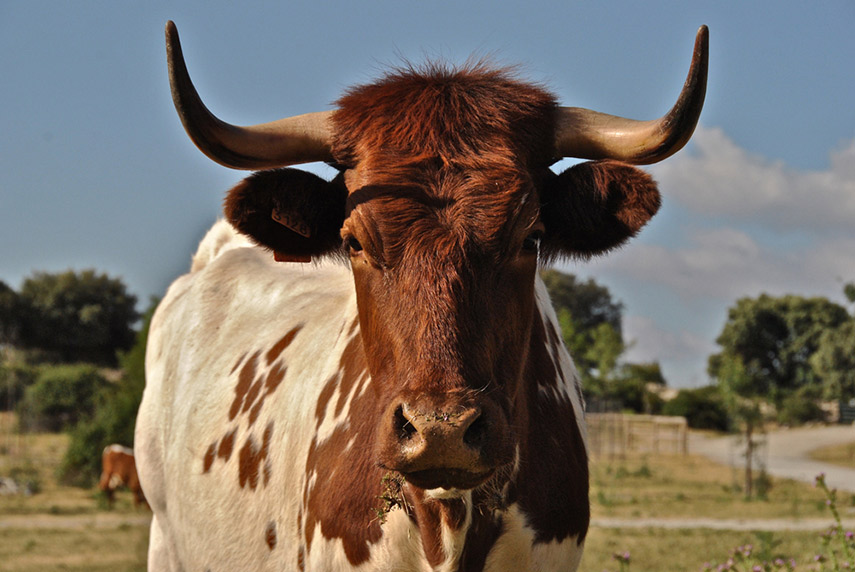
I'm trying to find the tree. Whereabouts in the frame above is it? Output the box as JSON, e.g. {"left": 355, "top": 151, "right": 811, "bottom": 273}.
{"left": 0, "top": 280, "right": 23, "bottom": 345}
{"left": 16, "top": 364, "right": 109, "bottom": 432}
{"left": 708, "top": 294, "right": 849, "bottom": 404}
{"left": 542, "top": 269, "right": 625, "bottom": 390}
{"left": 59, "top": 298, "right": 158, "bottom": 486}
{"left": 619, "top": 362, "right": 666, "bottom": 387}
{"left": 16, "top": 270, "right": 139, "bottom": 366}
{"left": 617, "top": 362, "right": 667, "bottom": 413}
{"left": 715, "top": 353, "right": 765, "bottom": 499}
{"left": 811, "top": 321, "right": 855, "bottom": 400}
{"left": 844, "top": 282, "right": 855, "bottom": 306}
{"left": 661, "top": 385, "right": 728, "bottom": 431}
{"left": 541, "top": 269, "right": 622, "bottom": 333}
{"left": 581, "top": 322, "right": 625, "bottom": 384}
{"left": 0, "top": 362, "right": 37, "bottom": 411}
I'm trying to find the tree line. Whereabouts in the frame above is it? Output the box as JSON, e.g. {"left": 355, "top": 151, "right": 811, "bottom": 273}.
{"left": 1, "top": 270, "right": 151, "bottom": 486}
{"left": 541, "top": 271, "right": 855, "bottom": 430}
{"left": 1, "top": 267, "right": 853, "bottom": 489}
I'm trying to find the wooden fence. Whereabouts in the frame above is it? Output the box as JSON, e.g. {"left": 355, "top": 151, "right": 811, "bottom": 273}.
{"left": 586, "top": 413, "right": 688, "bottom": 458}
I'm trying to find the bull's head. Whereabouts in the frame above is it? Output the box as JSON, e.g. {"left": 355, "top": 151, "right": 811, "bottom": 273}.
{"left": 166, "top": 21, "right": 707, "bottom": 492}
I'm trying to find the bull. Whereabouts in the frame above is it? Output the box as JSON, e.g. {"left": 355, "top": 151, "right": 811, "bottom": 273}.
{"left": 135, "top": 21, "right": 707, "bottom": 571}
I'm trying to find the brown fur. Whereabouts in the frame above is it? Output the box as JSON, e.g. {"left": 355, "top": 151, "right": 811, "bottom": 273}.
{"left": 224, "top": 168, "right": 346, "bottom": 259}
{"left": 331, "top": 62, "right": 557, "bottom": 171}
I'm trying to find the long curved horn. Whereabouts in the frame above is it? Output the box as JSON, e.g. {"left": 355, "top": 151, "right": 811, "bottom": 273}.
{"left": 166, "top": 21, "right": 333, "bottom": 170}
{"left": 554, "top": 26, "right": 708, "bottom": 165}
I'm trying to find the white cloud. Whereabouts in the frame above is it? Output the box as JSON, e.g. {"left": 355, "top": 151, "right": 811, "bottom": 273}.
{"left": 585, "top": 130, "right": 855, "bottom": 304}
{"left": 569, "top": 131, "right": 855, "bottom": 387}
{"left": 651, "top": 128, "right": 855, "bottom": 235}
{"left": 622, "top": 314, "right": 716, "bottom": 364}
{"left": 591, "top": 230, "right": 855, "bottom": 303}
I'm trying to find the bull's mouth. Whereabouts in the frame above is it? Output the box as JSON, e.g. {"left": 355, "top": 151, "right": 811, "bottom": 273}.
{"left": 400, "top": 468, "right": 494, "bottom": 491}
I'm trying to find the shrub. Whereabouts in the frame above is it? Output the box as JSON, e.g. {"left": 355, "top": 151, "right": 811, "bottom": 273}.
{"left": 777, "top": 388, "right": 826, "bottom": 425}
{"left": 662, "top": 386, "right": 729, "bottom": 431}
{"left": 0, "top": 362, "right": 37, "bottom": 411}
{"left": 58, "top": 380, "right": 142, "bottom": 486}
{"left": 58, "top": 298, "right": 156, "bottom": 486}
{"left": 16, "top": 364, "right": 108, "bottom": 432}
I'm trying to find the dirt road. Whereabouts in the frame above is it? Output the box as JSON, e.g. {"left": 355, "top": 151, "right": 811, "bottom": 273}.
{"left": 0, "top": 512, "right": 151, "bottom": 529}
{"left": 689, "top": 424, "right": 855, "bottom": 494}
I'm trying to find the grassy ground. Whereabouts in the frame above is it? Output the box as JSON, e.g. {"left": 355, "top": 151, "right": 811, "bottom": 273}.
{"left": 582, "top": 452, "right": 853, "bottom": 571}
{"left": 809, "top": 440, "right": 855, "bottom": 469}
{"left": 0, "top": 525, "right": 149, "bottom": 572}
{"left": 589, "top": 452, "right": 839, "bottom": 521}
{"left": 1, "top": 412, "right": 851, "bottom": 571}
{"left": 0, "top": 412, "right": 150, "bottom": 571}
{"left": 582, "top": 527, "right": 823, "bottom": 572}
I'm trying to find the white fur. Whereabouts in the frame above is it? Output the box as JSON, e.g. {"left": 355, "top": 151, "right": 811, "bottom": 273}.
{"left": 534, "top": 279, "right": 588, "bottom": 444}
{"left": 104, "top": 444, "right": 134, "bottom": 456}
{"left": 438, "top": 492, "right": 472, "bottom": 571}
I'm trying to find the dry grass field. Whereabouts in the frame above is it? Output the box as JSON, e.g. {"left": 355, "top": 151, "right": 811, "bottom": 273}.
{"left": 582, "top": 452, "right": 850, "bottom": 571}
{"left": 809, "top": 440, "right": 855, "bottom": 469}
{"left": 1, "top": 410, "right": 851, "bottom": 571}
{"left": 589, "top": 451, "right": 835, "bottom": 521}
{"left": 0, "top": 413, "right": 149, "bottom": 571}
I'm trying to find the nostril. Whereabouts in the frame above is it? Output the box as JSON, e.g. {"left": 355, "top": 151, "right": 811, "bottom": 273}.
{"left": 394, "top": 405, "right": 417, "bottom": 441}
{"left": 463, "top": 414, "right": 487, "bottom": 448}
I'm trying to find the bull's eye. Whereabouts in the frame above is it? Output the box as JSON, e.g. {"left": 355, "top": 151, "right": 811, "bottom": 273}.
{"left": 521, "top": 231, "right": 543, "bottom": 253}
{"left": 346, "top": 236, "right": 363, "bottom": 254}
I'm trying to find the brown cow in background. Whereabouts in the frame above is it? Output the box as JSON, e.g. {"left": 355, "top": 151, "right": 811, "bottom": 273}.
{"left": 99, "top": 444, "right": 147, "bottom": 508}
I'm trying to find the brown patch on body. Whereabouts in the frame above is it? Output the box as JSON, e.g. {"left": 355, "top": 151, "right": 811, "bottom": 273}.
{"left": 297, "top": 511, "right": 306, "bottom": 571}
{"left": 218, "top": 429, "right": 236, "bottom": 461}
{"left": 265, "top": 521, "right": 277, "bottom": 550}
{"left": 267, "top": 329, "right": 300, "bottom": 365}
{"left": 302, "top": 335, "right": 385, "bottom": 566}
{"left": 407, "top": 489, "right": 469, "bottom": 568}
{"left": 230, "top": 352, "right": 248, "bottom": 375}
{"left": 230, "top": 351, "right": 260, "bottom": 420}
{"left": 459, "top": 488, "right": 505, "bottom": 571}
{"left": 203, "top": 443, "right": 216, "bottom": 473}
{"left": 202, "top": 327, "right": 301, "bottom": 485}
{"left": 239, "top": 423, "right": 274, "bottom": 490}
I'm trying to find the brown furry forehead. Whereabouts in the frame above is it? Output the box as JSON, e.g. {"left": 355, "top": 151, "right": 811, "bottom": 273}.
{"left": 343, "top": 172, "right": 541, "bottom": 267}
{"left": 330, "top": 62, "right": 558, "bottom": 169}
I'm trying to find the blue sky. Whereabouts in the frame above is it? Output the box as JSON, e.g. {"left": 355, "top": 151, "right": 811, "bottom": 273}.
{"left": 2, "top": 1, "right": 853, "bottom": 387}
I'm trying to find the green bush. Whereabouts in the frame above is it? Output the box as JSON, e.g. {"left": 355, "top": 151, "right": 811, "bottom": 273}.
{"left": 0, "top": 362, "right": 37, "bottom": 411}
{"left": 662, "top": 386, "right": 729, "bottom": 431}
{"left": 58, "top": 298, "right": 156, "bottom": 487}
{"left": 16, "top": 364, "right": 108, "bottom": 432}
{"left": 59, "top": 381, "right": 142, "bottom": 486}
{"left": 777, "top": 389, "right": 826, "bottom": 426}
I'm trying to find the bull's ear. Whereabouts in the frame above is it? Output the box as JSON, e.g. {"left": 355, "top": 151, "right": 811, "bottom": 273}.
{"left": 540, "top": 160, "right": 661, "bottom": 260}
{"left": 224, "top": 168, "right": 347, "bottom": 261}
